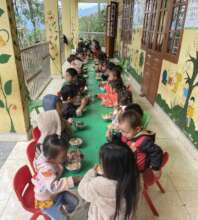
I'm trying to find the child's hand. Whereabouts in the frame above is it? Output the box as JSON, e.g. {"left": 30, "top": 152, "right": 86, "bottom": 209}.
{"left": 129, "top": 142, "right": 136, "bottom": 152}
{"left": 94, "top": 164, "right": 103, "bottom": 175}
{"left": 72, "top": 176, "right": 82, "bottom": 185}
{"left": 67, "top": 118, "right": 73, "bottom": 124}
{"left": 106, "top": 128, "right": 112, "bottom": 141}
{"left": 76, "top": 108, "right": 82, "bottom": 116}
{"left": 82, "top": 97, "right": 89, "bottom": 105}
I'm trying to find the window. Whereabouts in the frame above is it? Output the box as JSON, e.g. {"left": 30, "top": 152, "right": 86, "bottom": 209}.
{"left": 141, "top": 0, "right": 188, "bottom": 63}
{"left": 165, "top": 0, "right": 188, "bottom": 59}
{"left": 121, "top": 0, "right": 134, "bottom": 44}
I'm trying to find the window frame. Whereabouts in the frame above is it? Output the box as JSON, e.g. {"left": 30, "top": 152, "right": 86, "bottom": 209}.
{"left": 141, "top": 0, "right": 188, "bottom": 64}
{"left": 121, "top": 0, "right": 134, "bottom": 44}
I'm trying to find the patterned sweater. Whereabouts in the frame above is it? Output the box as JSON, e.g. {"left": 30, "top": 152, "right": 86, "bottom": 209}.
{"left": 32, "top": 154, "right": 74, "bottom": 202}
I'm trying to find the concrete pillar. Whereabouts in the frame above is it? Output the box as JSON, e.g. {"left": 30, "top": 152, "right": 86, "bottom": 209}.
{"left": 44, "top": 0, "right": 61, "bottom": 75}
{"left": 0, "top": 0, "right": 30, "bottom": 139}
{"left": 62, "top": 0, "right": 72, "bottom": 58}
{"left": 71, "top": 0, "right": 79, "bottom": 49}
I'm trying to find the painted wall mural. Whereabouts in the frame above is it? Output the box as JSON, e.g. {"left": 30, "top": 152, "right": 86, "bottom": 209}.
{"left": 156, "top": 0, "right": 198, "bottom": 148}
{"left": 44, "top": 0, "right": 61, "bottom": 75}
{"left": 157, "top": 28, "right": 198, "bottom": 148}
{"left": 46, "top": 10, "right": 59, "bottom": 62}
{"left": 0, "top": 7, "right": 16, "bottom": 132}
{"left": 0, "top": 1, "right": 30, "bottom": 134}
{"left": 116, "top": 0, "right": 198, "bottom": 149}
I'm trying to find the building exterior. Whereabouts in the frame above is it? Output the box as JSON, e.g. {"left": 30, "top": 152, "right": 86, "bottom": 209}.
{"left": 115, "top": 0, "right": 198, "bottom": 149}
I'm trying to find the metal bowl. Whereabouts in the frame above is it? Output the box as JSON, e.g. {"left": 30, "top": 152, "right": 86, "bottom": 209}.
{"left": 69, "top": 137, "right": 83, "bottom": 148}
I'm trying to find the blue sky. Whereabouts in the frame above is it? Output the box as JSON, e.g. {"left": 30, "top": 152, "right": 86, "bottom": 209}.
{"left": 79, "top": 3, "right": 104, "bottom": 9}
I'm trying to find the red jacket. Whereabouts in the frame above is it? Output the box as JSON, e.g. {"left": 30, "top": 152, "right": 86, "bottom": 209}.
{"left": 121, "top": 130, "right": 163, "bottom": 172}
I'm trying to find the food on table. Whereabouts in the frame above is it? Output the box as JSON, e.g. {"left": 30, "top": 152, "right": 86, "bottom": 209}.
{"left": 66, "top": 162, "right": 81, "bottom": 171}
{"left": 66, "top": 149, "right": 83, "bottom": 172}
{"left": 69, "top": 137, "right": 83, "bottom": 146}
{"left": 102, "top": 113, "right": 113, "bottom": 121}
{"left": 75, "top": 121, "right": 86, "bottom": 129}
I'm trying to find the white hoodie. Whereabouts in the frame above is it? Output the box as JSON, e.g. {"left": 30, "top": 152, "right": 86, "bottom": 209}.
{"left": 78, "top": 168, "right": 129, "bottom": 220}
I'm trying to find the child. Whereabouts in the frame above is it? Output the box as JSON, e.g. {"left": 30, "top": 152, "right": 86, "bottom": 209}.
{"left": 67, "top": 55, "right": 83, "bottom": 74}
{"left": 118, "top": 110, "right": 163, "bottom": 175}
{"left": 99, "top": 64, "right": 123, "bottom": 94}
{"left": 63, "top": 68, "right": 78, "bottom": 86}
{"left": 78, "top": 142, "right": 140, "bottom": 220}
{"left": 106, "top": 86, "right": 133, "bottom": 142}
{"left": 33, "top": 134, "right": 81, "bottom": 219}
{"left": 36, "top": 110, "right": 73, "bottom": 161}
{"left": 91, "top": 39, "right": 101, "bottom": 59}
{"left": 40, "top": 95, "right": 73, "bottom": 142}
{"left": 60, "top": 84, "right": 88, "bottom": 119}
{"left": 99, "top": 80, "right": 121, "bottom": 108}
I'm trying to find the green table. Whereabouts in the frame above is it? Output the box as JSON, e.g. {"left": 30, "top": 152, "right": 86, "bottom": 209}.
{"left": 63, "top": 61, "right": 112, "bottom": 177}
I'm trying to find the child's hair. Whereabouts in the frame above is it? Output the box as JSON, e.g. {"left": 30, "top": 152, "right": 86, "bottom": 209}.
{"left": 107, "top": 62, "right": 116, "bottom": 71}
{"left": 92, "top": 39, "right": 101, "bottom": 50}
{"left": 76, "top": 46, "right": 86, "bottom": 55}
{"left": 60, "top": 84, "right": 78, "bottom": 101}
{"left": 100, "top": 142, "right": 140, "bottom": 220}
{"left": 110, "top": 80, "right": 125, "bottom": 92}
{"left": 111, "top": 65, "right": 123, "bottom": 79}
{"left": 125, "top": 103, "right": 143, "bottom": 117}
{"left": 43, "top": 134, "right": 68, "bottom": 160}
{"left": 67, "top": 54, "right": 82, "bottom": 63}
{"left": 119, "top": 110, "right": 142, "bottom": 129}
{"left": 66, "top": 68, "right": 78, "bottom": 78}
{"left": 118, "top": 89, "right": 133, "bottom": 106}
{"left": 98, "top": 52, "right": 107, "bottom": 63}
{"left": 67, "top": 54, "right": 76, "bottom": 63}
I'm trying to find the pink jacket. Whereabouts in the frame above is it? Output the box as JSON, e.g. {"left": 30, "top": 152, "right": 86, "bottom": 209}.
{"left": 32, "top": 153, "right": 74, "bottom": 201}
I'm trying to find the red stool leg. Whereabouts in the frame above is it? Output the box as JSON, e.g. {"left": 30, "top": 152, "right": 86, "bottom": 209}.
{"left": 30, "top": 213, "right": 40, "bottom": 220}
{"left": 156, "top": 180, "right": 165, "bottom": 193}
{"left": 30, "top": 212, "right": 51, "bottom": 220}
{"left": 143, "top": 190, "right": 159, "bottom": 216}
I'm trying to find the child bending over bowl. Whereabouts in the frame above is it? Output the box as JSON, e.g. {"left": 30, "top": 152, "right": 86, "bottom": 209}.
{"left": 33, "top": 134, "right": 81, "bottom": 220}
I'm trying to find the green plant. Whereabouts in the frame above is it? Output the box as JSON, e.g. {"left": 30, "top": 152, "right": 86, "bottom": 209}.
{"left": 0, "top": 77, "right": 16, "bottom": 132}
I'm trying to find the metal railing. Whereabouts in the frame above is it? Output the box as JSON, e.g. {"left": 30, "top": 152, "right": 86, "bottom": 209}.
{"left": 21, "top": 42, "right": 51, "bottom": 99}
{"left": 79, "top": 32, "right": 105, "bottom": 48}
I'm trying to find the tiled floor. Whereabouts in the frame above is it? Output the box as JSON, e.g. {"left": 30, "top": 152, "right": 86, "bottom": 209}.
{"left": 0, "top": 142, "right": 16, "bottom": 168}
{"left": 0, "top": 77, "right": 198, "bottom": 220}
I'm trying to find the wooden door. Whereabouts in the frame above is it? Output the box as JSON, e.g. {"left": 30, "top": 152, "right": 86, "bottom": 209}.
{"left": 142, "top": 51, "right": 162, "bottom": 105}
{"left": 105, "top": 1, "right": 118, "bottom": 58}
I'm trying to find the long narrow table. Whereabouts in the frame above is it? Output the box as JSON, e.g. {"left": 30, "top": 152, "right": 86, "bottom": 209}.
{"left": 63, "top": 60, "right": 112, "bottom": 177}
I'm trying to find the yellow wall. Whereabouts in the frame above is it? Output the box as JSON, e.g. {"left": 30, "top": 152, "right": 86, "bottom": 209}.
{"left": 0, "top": 0, "right": 30, "bottom": 134}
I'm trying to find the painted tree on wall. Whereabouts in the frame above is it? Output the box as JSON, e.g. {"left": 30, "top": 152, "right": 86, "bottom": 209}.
{"left": 182, "top": 51, "right": 198, "bottom": 127}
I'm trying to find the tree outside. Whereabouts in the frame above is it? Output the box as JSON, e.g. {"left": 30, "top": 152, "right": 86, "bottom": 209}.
{"left": 79, "top": 5, "right": 106, "bottom": 47}
{"left": 13, "top": 0, "right": 45, "bottom": 48}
